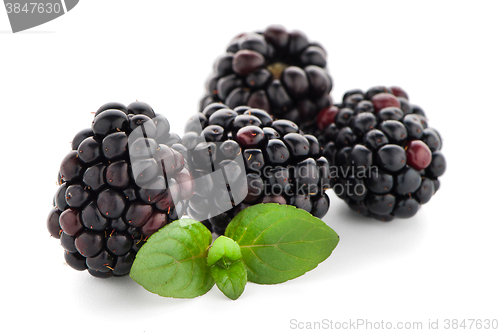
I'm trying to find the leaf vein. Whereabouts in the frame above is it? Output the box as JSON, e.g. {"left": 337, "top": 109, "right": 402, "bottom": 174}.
{"left": 248, "top": 247, "right": 304, "bottom": 273}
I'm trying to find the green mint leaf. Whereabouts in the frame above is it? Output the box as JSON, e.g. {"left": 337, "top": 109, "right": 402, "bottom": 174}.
{"left": 210, "top": 261, "right": 247, "bottom": 300}
{"left": 207, "top": 235, "right": 243, "bottom": 266}
{"left": 207, "top": 236, "right": 247, "bottom": 300}
{"left": 130, "top": 219, "right": 214, "bottom": 298}
{"left": 225, "top": 204, "right": 340, "bottom": 284}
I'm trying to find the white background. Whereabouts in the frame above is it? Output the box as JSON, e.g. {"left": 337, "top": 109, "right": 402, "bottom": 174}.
{"left": 1, "top": 1, "right": 499, "bottom": 332}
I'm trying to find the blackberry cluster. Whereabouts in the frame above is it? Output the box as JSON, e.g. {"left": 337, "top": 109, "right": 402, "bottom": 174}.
{"left": 200, "top": 25, "right": 334, "bottom": 131}
{"left": 46, "top": 102, "right": 194, "bottom": 277}
{"left": 183, "top": 103, "right": 331, "bottom": 234}
{"left": 316, "top": 86, "right": 446, "bottom": 221}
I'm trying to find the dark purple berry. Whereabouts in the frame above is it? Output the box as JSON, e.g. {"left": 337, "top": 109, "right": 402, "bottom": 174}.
{"left": 60, "top": 232, "right": 77, "bottom": 253}
{"left": 102, "top": 132, "right": 128, "bottom": 160}
{"left": 83, "top": 163, "right": 106, "bottom": 191}
{"left": 265, "top": 139, "right": 290, "bottom": 165}
{"left": 97, "top": 189, "right": 126, "bottom": 219}
{"left": 59, "top": 208, "right": 83, "bottom": 236}
{"left": 95, "top": 102, "right": 128, "bottom": 117}
{"left": 106, "top": 160, "right": 130, "bottom": 189}
{"left": 71, "top": 128, "right": 93, "bottom": 151}
{"left": 75, "top": 231, "right": 105, "bottom": 258}
{"left": 60, "top": 151, "right": 84, "bottom": 183}
{"left": 65, "top": 184, "right": 90, "bottom": 208}
{"left": 316, "top": 86, "right": 445, "bottom": 220}
{"left": 81, "top": 201, "right": 109, "bottom": 231}
{"left": 64, "top": 251, "right": 87, "bottom": 271}
{"left": 77, "top": 137, "right": 101, "bottom": 164}
{"left": 377, "top": 144, "right": 407, "bottom": 172}
{"left": 393, "top": 198, "right": 419, "bottom": 218}
{"left": 426, "top": 152, "right": 446, "bottom": 178}
{"left": 47, "top": 208, "right": 62, "bottom": 239}
{"left": 283, "top": 133, "right": 310, "bottom": 159}
{"left": 232, "top": 49, "right": 265, "bottom": 76}
{"left": 127, "top": 101, "right": 156, "bottom": 118}
{"left": 86, "top": 251, "right": 116, "bottom": 272}
{"left": 91, "top": 110, "right": 129, "bottom": 137}
{"left": 236, "top": 126, "right": 266, "bottom": 149}
{"left": 106, "top": 232, "right": 133, "bottom": 256}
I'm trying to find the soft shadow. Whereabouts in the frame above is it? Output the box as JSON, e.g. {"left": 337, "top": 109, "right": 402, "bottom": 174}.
{"left": 72, "top": 274, "right": 193, "bottom": 314}
{"left": 316, "top": 191, "right": 426, "bottom": 278}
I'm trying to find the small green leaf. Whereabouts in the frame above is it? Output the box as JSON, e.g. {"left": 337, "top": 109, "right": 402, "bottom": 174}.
{"left": 210, "top": 261, "right": 247, "bottom": 300}
{"left": 130, "top": 219, "right": 214, "bottom": 298}
{"left": 207, "top": 236, "right": 247, "bottom": 300}
{"left": 207, "top": 235, "right": 242, "bottom": 266}
{"left": 225, "top": 204, "right": 339, "bottom": 284}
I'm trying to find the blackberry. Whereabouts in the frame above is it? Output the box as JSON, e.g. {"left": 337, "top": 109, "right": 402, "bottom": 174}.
{"left": 48, "top": 102, "right": 194, "bottom": 277}
{"left": 316, "top": 86, "right": 446, "bottom": 221}
{"left": 200, "top": 25, "right": 334, "bottom": 131}
{"left": 183, "top": 104, "right": 331, "bottom": 234}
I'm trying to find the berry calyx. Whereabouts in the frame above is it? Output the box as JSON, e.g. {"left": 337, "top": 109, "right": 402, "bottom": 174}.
{"left": 200, "top": 26, "right": 334, "bottom": 130}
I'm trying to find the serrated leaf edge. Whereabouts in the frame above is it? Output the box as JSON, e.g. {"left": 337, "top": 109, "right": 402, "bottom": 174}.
{"left": 131, "top": 221, "right": 214, "bottom": 298}
{"left": 225, "top": 204, "right": 339, "bottom": 284}
{"left": 211, "top": 262, "right": 246, "bottom": 300}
